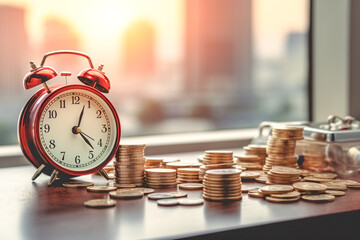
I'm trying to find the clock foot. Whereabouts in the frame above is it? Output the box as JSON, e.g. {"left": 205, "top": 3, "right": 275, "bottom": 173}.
{"left": 48, "top": 170, "right": 59, "bottom": 186}
{"left": 32, "top": 164, "right": 45, "bottom": 181}
{"left": 99, "top": 169, "right": 110, "bottom": 180}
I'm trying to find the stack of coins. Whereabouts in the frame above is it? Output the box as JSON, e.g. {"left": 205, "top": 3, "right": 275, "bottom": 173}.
{"left": 145, "top": 158, "right": 163, "bottom": 169}
{"left": 243, "top": 144, "right": 267, "bottom": 165}
{"left": 235, "top": 154, "right": 263, "bottom": 170}
{"left": 293, "top": 181, "right": 327, "bottom": 195}
{"left": 199, "top": 163, "right": 235, "bottom": 180}
{"left": 263, "top": 126, "right": 304, "bottom": 173}
{"left": 145, "top": 168, "right": 177, "bottom": 189}
{"left": 177, "top": 168, "right": 201, "bottom": 183}
{"left": 267, "top": 166, "right": 302, "bottom": 184}
{"left": 114, "top": 144, "right": 146, "bottom": 187}
{"left": 203, "top": 169, "right": 242, "bottom": 201}
{"left": 202, "top": 150, "right": 234, "bottom": 165}
{"left": 165, "top": 162, "right": 201, "bottom": 172}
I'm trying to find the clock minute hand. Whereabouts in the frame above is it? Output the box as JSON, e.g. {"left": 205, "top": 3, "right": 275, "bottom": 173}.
{"left": 79, "top": 132, "right": 94, "bottom": 149}
{"left": 77, "top": 105, "right": 85, "bottom": 127}
{"left": 80, "top": 131, "right": 94, "bottom": 141}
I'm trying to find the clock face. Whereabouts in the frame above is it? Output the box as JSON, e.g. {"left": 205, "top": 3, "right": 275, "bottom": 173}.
{"left": 38, "top": 88, "right": 118, "bottom": 171}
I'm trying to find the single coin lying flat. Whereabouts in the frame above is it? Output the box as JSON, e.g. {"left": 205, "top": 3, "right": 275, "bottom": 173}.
{"left": 84, "top": 199, "right": 116, "bottom": 208}
{"left": 63, "top": 181, "right": 94, "bottom": 188}
{"left": 87, "top": 186, "right": 117, "bottom": 193}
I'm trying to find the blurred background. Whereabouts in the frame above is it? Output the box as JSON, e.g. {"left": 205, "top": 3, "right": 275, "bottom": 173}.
{"left": 0, "top": 0, "right": 309, "bottom": 145}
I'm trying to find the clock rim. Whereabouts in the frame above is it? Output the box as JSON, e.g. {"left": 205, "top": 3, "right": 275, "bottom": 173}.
{"left": 19, "top": 84, "right": 121, "bottom": 177}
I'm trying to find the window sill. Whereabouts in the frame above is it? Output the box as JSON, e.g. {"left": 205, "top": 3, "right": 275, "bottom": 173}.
{"left": 0, "top": 128, "right": 257, "bottom": 168}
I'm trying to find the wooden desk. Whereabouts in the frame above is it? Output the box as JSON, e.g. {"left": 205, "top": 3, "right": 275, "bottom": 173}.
{"left": 1, "top": 156, "right": 360, "bottom": 240}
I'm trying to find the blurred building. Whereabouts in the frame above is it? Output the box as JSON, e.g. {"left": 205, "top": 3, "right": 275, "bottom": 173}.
{"left": 122, "top": 20, "right": 156, "bottom": 76}
{"left": 184, "top": 0, "right": 252, "bottom": 99}
{"left": 0, "top": 5, "right": 28, "bottom": 94}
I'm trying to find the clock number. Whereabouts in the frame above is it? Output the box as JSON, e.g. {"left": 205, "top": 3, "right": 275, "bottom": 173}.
{"left": 48, "top": 110, "right": 57, "bottom": 119}
{"left": 88, "top": 100, "right": 91, "bottom": 108}
{"left": 101, "top": 124, "right": 107, "bottom": 133}
{"left": 75, "top": 155, "right": 80, "bottom": 164}
{"left": 59, "top": 100, "right": 66, "bottom": 108}
{"left": 96, "top": 110, "right": 102, "bottom": 118}
{"left": 44, "top": 124, "right": 50, "bottom": 133}
{"left": 97, "top": 139, "right": 103, "bottom": 147}
{"left": 72, "top": 96, "right": 80, "bottom": 104}
{"left": 49, "top": 139, "right": 56, "bottom": 149}
{"left": 60, "top": 151, "right": 65, "bottom": 160}
{"left": 88, "top": 151, "right": 94, "bottom": 159}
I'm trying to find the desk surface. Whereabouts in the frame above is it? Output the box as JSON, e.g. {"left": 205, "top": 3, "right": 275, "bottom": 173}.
{"left": 1, "top": 152, "right": 360, "bottom": 240}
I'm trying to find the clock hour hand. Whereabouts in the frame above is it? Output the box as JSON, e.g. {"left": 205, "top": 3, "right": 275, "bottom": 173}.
{"left": 79, "top": 132, "right": 94, "bottom": 149}
{"left": 77, "top": 105, "right": 85, "bottom": 127}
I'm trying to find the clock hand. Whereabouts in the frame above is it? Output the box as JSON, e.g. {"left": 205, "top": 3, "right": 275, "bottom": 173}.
{"left": 77, "top": 105, "right": 85, "bottom": 127}
{"left": 79, "top": 132, "right": 94, "bottom": 149}
{"left": 80, "top": 131, "right": 94, "bottom": 141}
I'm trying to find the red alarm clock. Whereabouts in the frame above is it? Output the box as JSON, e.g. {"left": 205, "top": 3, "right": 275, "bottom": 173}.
{"left": 18, "top": 50, "right": 121, "bottom": 185}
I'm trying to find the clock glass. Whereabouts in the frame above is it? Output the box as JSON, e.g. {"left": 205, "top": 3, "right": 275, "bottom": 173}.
{"left": 38, "top": 88, "right": 118, "bottom": 171}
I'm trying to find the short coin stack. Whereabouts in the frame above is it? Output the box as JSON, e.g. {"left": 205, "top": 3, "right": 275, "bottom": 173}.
{"left": 177, "top": 168, "right": 201, "bottom": 183}
{"left": 145, "top": 158, "right": 163, "bottom": 169}
{"left": 203, "top": 169, "right": 242, "bottom": 201}
{"left": 235, "top": 154, "right": 263, "bottom": 170}
{"left": 263, "top": 126, "right": 304, "bottom": 173}
{"left": 202, "top": 150, "right": 234, "bottom": 165}
{"left": 145, "top": 168, "right": 177, "bottom": 189}
{"left": 243, "top": 144, "right": 267, "bottom": 165}
{"left": 267, "top": 166, "right": 302, "bottom": 184}
{"left": 259, "top": 185, "right": 300, "bottom": 203}
{"left": 199, "top": 163, "right": 235, "bottom": 181}
{"left": 166, "top": 162, "right": 201, "bottom": 172}
{"left": 114, "top": 144, "right": 146, "bottom": 187}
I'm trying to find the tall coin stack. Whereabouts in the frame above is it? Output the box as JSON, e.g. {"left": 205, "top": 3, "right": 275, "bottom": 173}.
{"left": 203, "top": 169, "right": 242, "bottom": 201}
{"left": 202, "top": 151, "right": 234, "bottom": 165}
{"left": 114, "top": 144, "right": 146, "bottom": 187}
{"left": 145, "top": 168, "right": 177, "bottom": 189}
{"left": 243, "top": 144, "right": 267, "bottom": 165}
{"left": 263, "top": 126, "right": 304, "bottom": 173}
{"left": 235, "top": 154, "right": 263, "bottom": 170}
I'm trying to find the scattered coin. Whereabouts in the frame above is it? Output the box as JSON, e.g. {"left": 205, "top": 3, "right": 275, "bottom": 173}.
{"left": 325, "top": 190, "right": 346, "bottom": 197}
{"left": 87, "top": 186, "right": 117, "bottom": 193}
{"left": 63, "top": 181, "right": 94, "bottom": 188}
{"left": 168, "top": 192, "right": 188, "bottom": 198}
{"left": 302, "top": 194, "right": 335, "bottom": 202}
{"left": 323, "top": 183, "right": 347, "bottom": 191}
{"left": 260, "top": 185, "right": 294, "bottom": 194}
{"left": 178, "top": 198, "right": 204, "bottom": 206}
{"left": 84, "top": 199, "right": 116, "bottom": 208}
{"left": 248, "top": 189, "right": 265, "bottom": 198}
{"left": 240, "top": 171, "right": 260, "bottom": 179}
{"left": 109, "top": 190, "right": 144, "bottom": 199}
{"left": 157, "top": 199, "right": 179, "bottom": 206}
{"left": 178, "top": 183, "right": 204, "bottom": 190}
{"left": 266, "top": 196, "right": 300, "bottom": 203}
{"left": 148, "top": 193, "right": 175, "bottom": 200}
{"left": 348, "top": 183, "right": 360, "bottom": 189}
{"left": 312, "top": 173, "right": 337, "bottom": 179}
{"left": 135, "top": 187, "right": 155, "bottom": 194}
{"left": 114, "top": 183, "right": 136, "bottom": 188}
{"left": 330, "top": 179, "right": 358, "bottom": 186}
{"left": 270, "top": 191, "right": 301, "bottom": 199}
{"left": 293, "top": 182, "right": 327, "bottom": 192}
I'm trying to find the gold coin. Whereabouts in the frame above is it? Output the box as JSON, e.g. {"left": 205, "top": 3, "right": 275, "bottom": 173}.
{"left": 270, "top": 191, "right": 301, "bottom": 198}
{"left": 63, "top": 181, "right": 94, "bottom": 188}
{"left": 325, "top": 190, "right": 346, "bottom": 197}
{"left": 146, "top": 168, "right": 176, "bottom": 174}
{"left": 248, "top": 189, "right": 265, "bottom": 198}
{"left": 203, "top": 195, "right": 242, "bottom": 201}
{"left": 266, "top": 196, "right": 300, "bottom": 203}
{"left": 157, "top": 199, "right": 179, "bottom": 206}
{"left": 178, "top": 183, "right": 204, "bottom": 190}
{"left": 310, "top": 173, "right": 337, "bottom": 179}
{"left": 109, "top": 190, "right": 144, "bottom": 199}
{"left": 241, "top": 187, "right": 259, "bottom": 193}
{"left": 330, "top": 179, "right": 358, "bottom": 186}
{"left": 293, "top": 182, "right": 327, "bottom": 192}
{"left": 323, "top": 183, "right": 347, "bottom": 191}
{"left": 84, "top": 199, "right": 116, "bottom": 208}
{"left": 301, "top": 194, "right": 335, "bottom": 202}
{"left": 260, "top": 185, "right": 294, "bottom": 194}
{"left": 114, "top": 183, "right": 136, "bottom": 188}
{"left": 303, "top": 176, "right": 332, "bottom": 183}
{"left": 87, "top": 186, "right": 117, "bottom": 193}
{"left": 348, "top": 183, "right": 360, "bottom": 189}
{"left": 206, "top": 169, "right": 241, "bottom": 176}
{"left": 240, "top": 171, "right": 260, "bottom": 179}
